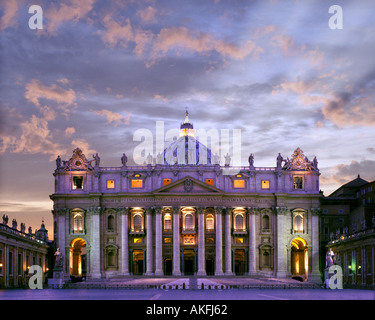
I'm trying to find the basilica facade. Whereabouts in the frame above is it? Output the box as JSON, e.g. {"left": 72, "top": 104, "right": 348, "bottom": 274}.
{"left": 50, "top": 112, "right": 322, "bottom": 282}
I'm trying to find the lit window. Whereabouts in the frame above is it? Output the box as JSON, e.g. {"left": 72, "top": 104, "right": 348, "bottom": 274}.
{"left": 234, "top": 214, "right": 244, "bottom": 231}
{"left": 164, "top": 237, "right": 172, "bottom": 244}
{"left": 73, "top": 213, "right": 84, "bottom": 233}
{"left": 164, "top": 213, "right": 172, "bottom": 231}
{"left": 206, "top": 237, "right": 214, "bottom": 244}
{"left": 184, "top": 213, "right": 194, "bottom": 231}
{"left": 294, "top": 214, "right": 304, "bottom": 232}
{"left": 107, "top": 180, "right": 115, "bottom": 189}
{"left": 133, "top": 238, "right": 142, "bottom": 244}
{"left": 132, "top": 179, "right": 143, "bottom": 188}
{"left": 293, "top": 176, "right": 303, "bottom": 189}
{"left": 164, "top": 179, "right": 171, "bottom": 186}
{"left": 206, "top": 179, "right": 213, "bottom": 186}
{"left": 206, "top": 214, "right": 214, "bottom": 231}
{"left": 235, "top": 238, "right": 244, "bottom": 244}
{"left": 73, "top": 176, "right": 83, "bottom": 189}
{"left": 234, "top": 180, "right": 245, "bottom": 188}
{"left": 133, "top": 214, "right": 143, "bottom": 232}
{"left": 262, "top": 180, "right": 270, "bottom": 189}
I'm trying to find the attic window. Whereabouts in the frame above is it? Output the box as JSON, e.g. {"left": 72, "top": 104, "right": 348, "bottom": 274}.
{"left": 164, "top": 179, "right": 171, "bottom": 186}
{"left": 234, "top": 180, "right": 245, "bottom": 188}
{"left": 206, "top": 179, "right": 213, "bottom": 186}
{"left": 132, "top": 180, "right": 143, "bottom": 188}
{"left": 73, "top": 176, "right": 83, "bottom": 189}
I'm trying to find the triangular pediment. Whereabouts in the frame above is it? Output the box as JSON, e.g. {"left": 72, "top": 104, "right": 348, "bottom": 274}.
{"left": 153, "top": 176, "right": 223, "bottom": 194}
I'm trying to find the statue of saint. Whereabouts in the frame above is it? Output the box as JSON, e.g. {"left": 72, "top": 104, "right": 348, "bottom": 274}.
{"left": 248, "top": 153, "right": 254, "bottom": 168}
{"left": 93, "top": 153, "right": 100, "bottom": 167}
{"left": 325, "top": 249, "right": 335, "bottom": 268}
{"left": 56, "top": 155, "right": 62, "bottom": 169}
{"left": 276, "top": 153, "right": 283, "bottom": 169}
{"left": 121, "top": 153, "right": 128, "bottom": 167}
{"left": 54, "top": 248, "right": 63, "bottom": 268}
{"left": 2, "top": 214, "right": 8, "bottom": 225}
{"left": 224, "top": 153, "right": 231, "bottom": 166}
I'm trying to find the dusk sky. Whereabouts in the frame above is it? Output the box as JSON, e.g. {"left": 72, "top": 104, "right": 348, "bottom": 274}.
{"left": 1, "top": 0, "right": 375, "bottom": 239}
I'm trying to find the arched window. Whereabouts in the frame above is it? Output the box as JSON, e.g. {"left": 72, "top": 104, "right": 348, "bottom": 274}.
{"left": 294, "top": 214, "right": 303, "bottom": 232}
{"left": 108, "top": 215, "right": 115, "bottom": 232}
{"left": 133, "top": 214, "right": 143, "bottom": 232}
{"left": 206, "top": 214, "right": 214, "bottom": 231}
{"left": 235, "top": 214, "right": 244, "bottom": 231}
{"left": 164, "top": 213, "right": 172, "bottom": 231}
{"left": 184, "top": 213, "right": 194, "bottom": 231}
{"left": 262, "top": 215, "right": 270, "bottom": 231}
{"left": 73, "top": 212, "right": 84, "bottom": 233}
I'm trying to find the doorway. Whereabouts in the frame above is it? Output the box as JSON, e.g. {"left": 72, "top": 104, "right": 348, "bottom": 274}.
{"left": 164, "top": 258, "right": 172, "bottom": 275}
{"left": 184, "top": 249, "right": 195, "bottom": 275}
{"left": 132, "top": 250, "right": 144, "bottom": 275}
{"left": 70, "top": 238, "right": 87, "bottom": 280}
{"left": 206, "top": 257, "right": 215, "bottom": 275}
{"left": 234, "top": 249, "right": 245, "bottom": 275}
{"left": 291, "top": 238, "right": 308, "bottom": 280}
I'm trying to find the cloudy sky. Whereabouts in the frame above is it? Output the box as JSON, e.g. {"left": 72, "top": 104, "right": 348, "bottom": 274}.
{"left": 1, "top": 0, "right": 375, "bottom": 238}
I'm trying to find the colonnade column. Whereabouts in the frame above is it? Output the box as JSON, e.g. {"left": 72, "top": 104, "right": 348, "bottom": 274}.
{"left": 89, "top": 206, "right": 102, "bottom": 279}
{"left": 197, "top": 207, "right": 206, "bottom": 276}
{"left": 145, "top": 207, "right": 153, "bottom": 275}
{"left": 248, "top": 207, "right": 256, "bottom": 275}
{"left": 215, "top": 207, "right": 224, "bottom": 275}
{"left": 120, "top": 207, "right": 129, "bottom": 275}
{"left": 173, "top": 206, "right": 182, "bottom": 276}
{"left": 224, "top": 207, "right": 233, "bottom": 275}
{"left": 275, "top": 207, "right": 287, "bottom": 278}
{"left": 154, "top": 207, "right": 163, "bottom": 276}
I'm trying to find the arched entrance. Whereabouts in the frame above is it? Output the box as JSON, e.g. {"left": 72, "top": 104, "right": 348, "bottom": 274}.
{"left": 291, "top": 237, "right": 308, "bottom": 281}
{"left": 70, "top": 238, "right": 87, "bottom": 280}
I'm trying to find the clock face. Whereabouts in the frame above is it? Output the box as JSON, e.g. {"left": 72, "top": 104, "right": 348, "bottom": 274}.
{"left": 75, "top": 161, "right": 81, "bottom": 166}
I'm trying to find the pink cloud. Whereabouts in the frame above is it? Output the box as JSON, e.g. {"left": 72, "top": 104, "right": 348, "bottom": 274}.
{"left": 24, "top": 79, "right": 76, "bottom": 107}
{"left": 45, "top": 0, "right": 95, "bottom": 34}
{"left": 137, "top": 6, "right": 157, "bottom": 24}
{"left": 0, "top": 0, "right": 22, "bottom": 31}
{"left": 92, "top": 109, "right": 132, "bottom": 126}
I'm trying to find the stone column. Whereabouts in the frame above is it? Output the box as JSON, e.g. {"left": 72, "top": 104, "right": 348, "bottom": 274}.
{"left": 119, "top": 207, "right": 129, "bottom": 275}
{"left": 197, "top": 207, "right": 206, "bottom": 276}
{"left": 275, "top": 207, "right": 288, "bottom": 278}
{"left": 224, "top": 207, "right": 233, "bottom": 275}
{"left": 55, "top": 208, "right": 67, "bottom": 275}
{"left": 154, "top": 207, "right": 163, "bottom": 276}
{"left": 172, "top": 206, "right": 181, "bottom": 276}
{"left": 145, "top": 207, "right": 153, "bottom": 275}
{"left": 89, "top": 207, "right": 102, "bottom": 279}
{"left": 215, "top": 207, "right": 224, "bottom": 275}
{"left": 310, "top": 210, "right": 322, "bottom": 282}
{"left": 248, "top": 207, "right": 257, "bottom": 275}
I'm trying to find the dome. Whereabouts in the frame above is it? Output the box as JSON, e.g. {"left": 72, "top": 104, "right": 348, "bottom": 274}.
{"left": 163, "top": 135, "right": 212, "bottom": 165}
{"left": 163, "top": 110, "right": 212, "bottom": 165}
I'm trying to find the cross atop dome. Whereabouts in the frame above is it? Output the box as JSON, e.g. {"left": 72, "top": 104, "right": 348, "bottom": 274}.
{"left": 180, "top": 108, "right": 194, "bottom": 137}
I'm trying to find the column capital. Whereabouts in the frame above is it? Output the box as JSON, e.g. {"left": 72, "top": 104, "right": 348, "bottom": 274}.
{"left": 88, "top": 207, "right": 102, "bottom": 215}
{"left": 214, "top": 206, "right": 223, "bottom": 214}
{"left": 154, "top": 206, "right": 162, "bottom": 215}
{"left": 117, "top": 207, "right": 129, "bottom": 215}
{"left": 145, "top": 207, "right": 153, "bottom": 215}
{"left": 224, "top": 207, "right": 232, "bottom": 215}
{"left": 275, "top": 206, "right": 288, "bottom": 215}
{"left": 247, "top": 207, "right": 261, "bottom": 215}
{"left": 197, "top": 206, "right": 205, "bottom": 214}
